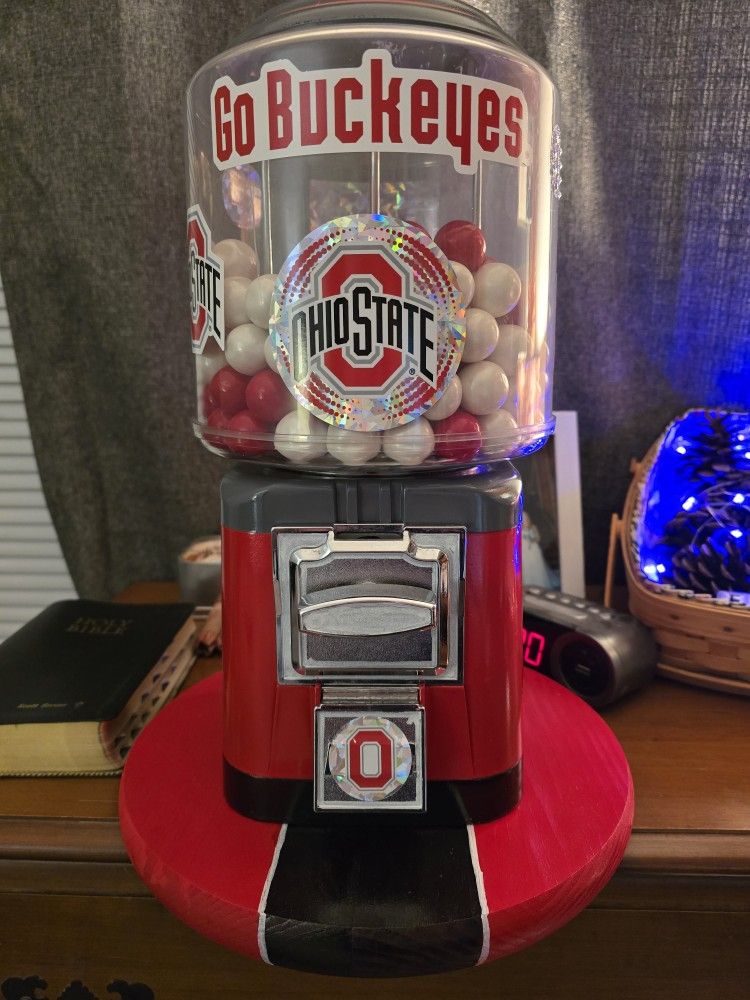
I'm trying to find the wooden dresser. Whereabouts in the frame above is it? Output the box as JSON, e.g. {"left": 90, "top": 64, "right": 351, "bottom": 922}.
{"left": 1, "top": 582, "right": 748, "bottom": 999}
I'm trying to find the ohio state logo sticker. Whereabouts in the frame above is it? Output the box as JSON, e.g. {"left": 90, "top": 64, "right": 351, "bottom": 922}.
{"left": 188, "top": 205, "right": 224, "bottom": 354}
{"left": 269, "top": 214, "right": 465, "bottom": 431}
{"left": 328, "top": 716, "right": 413, "bottom": 802}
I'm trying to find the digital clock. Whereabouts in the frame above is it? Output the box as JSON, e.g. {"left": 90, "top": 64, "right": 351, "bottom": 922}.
{"left": 523, "top": 588, "right": 657, "bottom": 708}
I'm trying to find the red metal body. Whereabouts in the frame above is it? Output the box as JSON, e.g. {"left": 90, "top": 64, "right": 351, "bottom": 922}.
{"left": 222, "top": 523, "right": 523, "bottom": 783}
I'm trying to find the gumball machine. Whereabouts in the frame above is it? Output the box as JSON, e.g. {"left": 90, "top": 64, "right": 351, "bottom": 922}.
{"left": 187, "top": 0, "right": 559, "bottom": 824}
{"left": 120, "top": 0, "right": 633, "bottom": 974}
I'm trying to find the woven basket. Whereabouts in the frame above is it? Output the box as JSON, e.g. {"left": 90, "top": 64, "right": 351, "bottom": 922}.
{"left": 607, "top": 423, "right": 750, "bottom": 697}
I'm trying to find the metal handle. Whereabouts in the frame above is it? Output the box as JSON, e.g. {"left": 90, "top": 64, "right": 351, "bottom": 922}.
{"left": 298, "top": 584, "right": 436, "bottom": 637}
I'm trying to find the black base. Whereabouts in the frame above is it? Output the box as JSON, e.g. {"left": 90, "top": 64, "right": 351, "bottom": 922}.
{"left": 224, "top": 759, "right": 522, "bottom": 827}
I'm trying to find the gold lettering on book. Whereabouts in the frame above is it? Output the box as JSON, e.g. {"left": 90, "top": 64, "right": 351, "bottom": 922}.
{"left": 66, "top": 617, "right": 134, "bottom": 636}
{"left": 16, "top": 702, "right": 67, "bottom": 709}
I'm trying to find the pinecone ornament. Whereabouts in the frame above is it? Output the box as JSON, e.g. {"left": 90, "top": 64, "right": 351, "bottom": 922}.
{"left": 641, "top": 409, "right": 750, "bottom": 596}
{"left": 672, "top": 411, "right": 750, "bottom": 481}
{"left": 661, "top": 474, "right": 750, "bottom": 595}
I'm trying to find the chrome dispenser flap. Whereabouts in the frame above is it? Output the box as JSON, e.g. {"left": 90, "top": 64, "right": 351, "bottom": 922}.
{"left": 299, "top": 584, "right": 437, "bottom": 637}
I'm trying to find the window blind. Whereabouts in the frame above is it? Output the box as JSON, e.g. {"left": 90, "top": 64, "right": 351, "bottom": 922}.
{"left": 0, "top": 276, "right": 77, "bottom": 639}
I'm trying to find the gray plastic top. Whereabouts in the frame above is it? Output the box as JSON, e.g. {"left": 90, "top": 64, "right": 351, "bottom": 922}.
{"left": 221, "top": 464, "right": 522, "bottom": 533}
{"left": 241, "top": 0, "right": 519, "bottom": 50}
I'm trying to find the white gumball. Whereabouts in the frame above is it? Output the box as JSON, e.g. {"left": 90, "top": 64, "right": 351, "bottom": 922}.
{"left": 472, "top": 262, "right": 522, "bottom": 318}
{"left": 274, "top": 409, "right": 328, "bottom": 463}
{"left": 263, "top": 333, "right": 277, "bottom": 369}
{"left": 478, "top": 409, "right": 518, "bottom": 441}
{"left": 225, "top": 323, "right": 267, "bottom": 376}
{"left": 195, "top": 344, "right": 225, "bottom": 386}
{"left": 462, "top": 308, "right": 499, "bottom": 364}
{"left": 212, "top": 239, "right": 258, "bottom": 280}
{"left": 383, "top": 417, "right": 435, "bottom": 466}
{"left": 461, "top": 361, "right": 510, "bottom": 415}
{"left": 450, "top": 260, "right": 475, "bottom": 307}
{"left": 425, "top": 376, "right": 462, "bottom": 422}
{"left": 245, "top": 274, "right": 276, "bottom": 329}
{"left": 224, "top": 276, "right": 252, "bottom": 331}
{"left": 488, "top": 325, "right": 531, "bottom": 376}
{"left": 327, "top": 425, "right": 382, "bottom": 465}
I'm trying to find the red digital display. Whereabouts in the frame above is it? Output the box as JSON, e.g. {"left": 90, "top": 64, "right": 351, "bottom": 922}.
{"left": 522, "top": 614, "right": 575, "bottom": 673}
{"left": 522, "top": 629, "right": 547, "bottom": 669}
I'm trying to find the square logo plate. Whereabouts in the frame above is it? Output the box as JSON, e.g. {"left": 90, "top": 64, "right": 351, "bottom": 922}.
{"left": 314, "top": 708, "right": 425, "bottom": 812}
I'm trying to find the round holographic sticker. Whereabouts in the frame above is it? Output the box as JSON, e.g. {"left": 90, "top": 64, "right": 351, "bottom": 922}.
{"left": 269, "top": 214, "right": 466, "bottom": 432}
{"left": 328, "top": 715, "right": 413, "bottom": 803}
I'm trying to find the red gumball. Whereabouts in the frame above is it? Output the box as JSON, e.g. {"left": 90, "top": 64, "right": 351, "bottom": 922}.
{"left": 209, "top": 366, "right": 248, "bottom": 416}
{"left": 225, "top": 409, "right": 271, "bottom": 456}
{"left": 434, "top": 220, "right": 487, "bottom": 272}
{"left": 204, "top": 408, "right": 230, "bottom": 447}
{"left": 245, "top": 369, "right": 295, "bottom": 424}
{"left": 207, "top": 409, "right": 229, "bottom": 429}
{"left": 201, "top": 384, "right": 217, "bottom": 418}
{"left": 433, "top": 410, "right": 483, "bottom": 463}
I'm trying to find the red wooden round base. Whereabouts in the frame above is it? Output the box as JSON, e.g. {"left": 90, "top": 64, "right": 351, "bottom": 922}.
{"left": 119, "top": 670, "right": 633, "bottom": 978}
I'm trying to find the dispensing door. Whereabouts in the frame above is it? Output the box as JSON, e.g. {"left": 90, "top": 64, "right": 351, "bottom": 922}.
{"left": 274, "top": 527, "right": 464, "bottom": 811}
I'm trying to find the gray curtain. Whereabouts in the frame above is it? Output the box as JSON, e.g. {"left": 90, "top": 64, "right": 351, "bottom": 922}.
{"left": 1, "top": 1, "right": 748, "bottom": 597}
